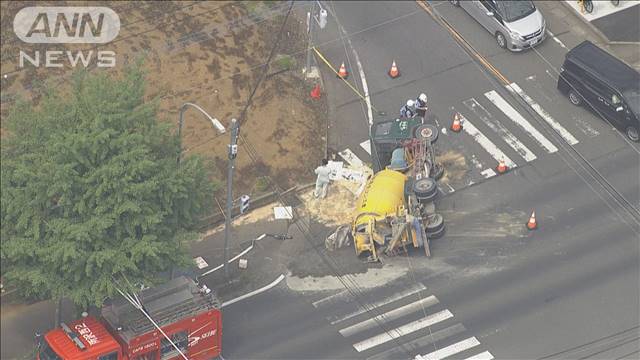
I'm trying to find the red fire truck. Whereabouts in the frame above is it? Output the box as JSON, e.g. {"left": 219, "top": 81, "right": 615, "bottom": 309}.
{"left": 37, "top": 276, "right": 222, "bottom": 360}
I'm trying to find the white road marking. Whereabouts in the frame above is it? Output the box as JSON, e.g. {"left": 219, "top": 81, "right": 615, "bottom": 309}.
{"left": 573, "top": 116, "right": 600, "bottom": 138}
{"left": 353, "top": 310, "right": 453, "bottom": 352}
{"left": 360, "top": 139, "right": 372, "bottom": 155}
{"left": 463, "top": 98, "right": 537, "bottom": 162}
{"left": 546, "top": 29, "right": 567, "bottom": 49}
{"left": 312, "top": 289, "right": 349, "bottom": 308}
{"left": 339, "top": 148, "right": 365, "bottom": 168}
{"left": 329, "top": 283, "right": 427, "bottom": 325}
{"left": 330, "top": 5, "right": 374, "bottom": 126}
{"left": 366, "top": 324, "right": 467, "bottom": 360}
{"left": 524, "top": 74, "right": 553, "bottom": 102}
{"left": 464, "top": 351, "right": 495, "bottom": 360}
{"left": 507, "top": 83, "right": 579, "bottom": 146}
{"left": 416, "top": 336, "right": 480, "bottom": 360}
{"left": 480, "top": 168, "right": 497, "bottom": 178}
{"left": 222, "top": 274, "right": 285, "bottom": 308}
{"left": 485, "top": 90, "right": 558, "bottom": 154}
{"left": 457, "top": 113, "right": 517, "bottom": 169}
{"left": 339, "top": 296, "right": 439, "bottom": 337}
{"left": 199, "top": 233, "right": 267, "bottom": 277}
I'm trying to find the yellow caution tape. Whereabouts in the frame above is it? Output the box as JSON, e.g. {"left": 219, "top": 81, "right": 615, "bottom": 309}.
{"left": 312, "top": 47, "right": 380, "bottom": 112}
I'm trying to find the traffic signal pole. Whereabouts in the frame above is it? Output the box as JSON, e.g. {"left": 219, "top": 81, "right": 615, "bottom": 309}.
{"left": 223, "top": 119, "right": 239, "bottom": 278}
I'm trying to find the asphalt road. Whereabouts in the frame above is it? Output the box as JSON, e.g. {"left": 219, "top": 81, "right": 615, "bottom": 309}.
{"left": 220, "top": 1, "right": 640, "bottom": 359}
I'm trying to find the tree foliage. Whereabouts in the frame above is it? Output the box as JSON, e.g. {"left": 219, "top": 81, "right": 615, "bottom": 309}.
{"left": 1, "top": 65, "right": 215, "bottom": 308}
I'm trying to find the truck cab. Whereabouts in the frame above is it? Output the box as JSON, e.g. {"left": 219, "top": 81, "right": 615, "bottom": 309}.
{"left": 37, "top": 316, "right": 121, "bottom": 360}
{"left": 37, "top": 276, "right": 222, "bottom": 360}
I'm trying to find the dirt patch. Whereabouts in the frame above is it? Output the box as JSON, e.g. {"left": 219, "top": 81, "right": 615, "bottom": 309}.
{"left": 1, "top": 1, "right": 326, "bottom": 200}
{"left": 437, "top": 150, "right": 468, "bottom": 185}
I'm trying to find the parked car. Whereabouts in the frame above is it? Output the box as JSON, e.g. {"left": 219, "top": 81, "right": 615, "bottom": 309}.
{"left": 450, "top": 0, "right": 546, "bottom": 51}
{"left": 558, "top": 40, "right": 640, "bottom": 142}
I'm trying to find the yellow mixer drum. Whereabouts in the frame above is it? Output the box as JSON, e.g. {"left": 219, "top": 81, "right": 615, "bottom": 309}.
{"left": 352, "top": 169, "right": 407, "bottom": 255}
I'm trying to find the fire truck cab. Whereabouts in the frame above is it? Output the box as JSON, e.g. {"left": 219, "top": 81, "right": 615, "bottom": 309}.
{"left": 37, "top": 276, "right": 222, "bottom": 360}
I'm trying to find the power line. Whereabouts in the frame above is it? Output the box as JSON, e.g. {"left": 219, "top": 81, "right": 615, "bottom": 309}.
{"left": 227, "top": 2, "right": 418, "bottom": 355}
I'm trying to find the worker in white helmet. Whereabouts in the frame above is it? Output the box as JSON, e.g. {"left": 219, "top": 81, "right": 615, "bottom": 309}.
{"left": 400, "top": 99, "right": 416, "bottom": 118}
{"left": 415, "top": 93, "right": 428, "bottom": 123}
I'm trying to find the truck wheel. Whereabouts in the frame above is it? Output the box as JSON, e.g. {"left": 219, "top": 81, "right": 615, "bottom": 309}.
{"left": 413, "top": 177, "right": 438, "bottom": 202}
{"left": 425, "top": 214, "right": 444, "bottom": 234}
{"left": 568, "top": 90, "right": 582, "bottom": 106}
{"left": 414, "top": 124, "right": 439, "bottom": 144}
{"left": 430, "top": 163, "right": 444, "bottom": 181}
{"left": 426, "top": 224, "right": 446, "bottom": 239}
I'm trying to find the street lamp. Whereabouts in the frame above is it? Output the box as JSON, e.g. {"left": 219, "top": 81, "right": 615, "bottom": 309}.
{"left": 177, "top": 102, "right": 226, "bottom": 165}
{"left": 176, "top": 103, "right": 238, "bottom": 279}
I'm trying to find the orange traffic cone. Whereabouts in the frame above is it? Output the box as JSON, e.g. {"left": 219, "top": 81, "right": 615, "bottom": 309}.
{"left": 337, "top": 62, "right": 348, "bottom": 79}
{"left": 527, "top": 211, "right": 537, "bottom": 230}
{"left": 496, "top": 159, "right": 508, "bottom": 174}
{"left": 388, "top": 60, "right": 400, "bottom": 78}
{"left": 451, "top": 113, "right": 462, "bottom": 132}
{"left": 310, "top": 84, "right": 321, "bottom": 99}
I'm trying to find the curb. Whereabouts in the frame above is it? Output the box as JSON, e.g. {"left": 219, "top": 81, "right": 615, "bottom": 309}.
{"left": 559, "top": 1, "right": 640, "bottom": 45}
{"left": 198, "top": 182, "right": 315, "bottom": 230}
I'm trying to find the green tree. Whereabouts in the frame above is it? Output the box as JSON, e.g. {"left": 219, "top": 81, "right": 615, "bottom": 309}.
{"left": 1, "top": 65, "right": 215, "bottom": 312}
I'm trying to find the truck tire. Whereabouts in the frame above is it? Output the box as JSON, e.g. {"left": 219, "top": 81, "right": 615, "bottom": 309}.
{"left": 414, "top": 124, "right": 439, "bottom": 144}
{"left": 430, "top": 163, "right": 444, "bottom": 181}
{"left": 425, "top": 214, "right": 444, "bottom": 234}
{"left": 413, "top": 177, "right": 438, "bottom": 202}
{"left": 426, "top": 224, "right": 446, "bottom": 239}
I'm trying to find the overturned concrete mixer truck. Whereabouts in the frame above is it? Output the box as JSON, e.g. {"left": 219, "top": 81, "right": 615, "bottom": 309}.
{"left": 351, "top": 116, "right": 445, "bottom": 262}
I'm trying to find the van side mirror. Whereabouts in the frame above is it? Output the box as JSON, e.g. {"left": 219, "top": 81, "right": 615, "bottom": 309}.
{"left": 615, "top": 106, "right": 624, "bottom": 112}
{"left": 486, "top": 11, "right": 494, "bottom": 17}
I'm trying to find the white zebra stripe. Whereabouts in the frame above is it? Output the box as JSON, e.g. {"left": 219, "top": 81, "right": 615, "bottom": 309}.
{"left": 458, "top": 114, "right": 517, "bottom": 169}
{"left": 339, "top": 296, "right": 439, "bottom": 337}
{"left": 329, "top": 283, "right": 427, "bottom": 325}
{"left": 507, "top": 83, "right": 579, "bottom": 146}
{"left": 463, "top": 97, "right": 537, "bottom": 162}
{"left": 484, "top": 90, "right": 558, "bottom": 154}
{"left": 360, "top": 139, "right": 372, "bottom": 155}
{"left": 416, "top": 336, "right": 480, "bottom": 360}
{"left": 353, "top": 310, "right": 453, "bottom": 352}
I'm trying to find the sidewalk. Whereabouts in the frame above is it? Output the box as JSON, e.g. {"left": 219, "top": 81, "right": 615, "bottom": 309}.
{"left": 562, "top": 0, "right": 639, "bottom": 43}
{"left": 537, "top": 1, "right": 640, "bottom": 71}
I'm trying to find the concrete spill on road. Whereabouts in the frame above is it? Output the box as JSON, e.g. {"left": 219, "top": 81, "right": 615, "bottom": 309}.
{"left": 299, "top": 182, "right": 358, "bottom": 227}
{"left": 436, "top": 150, "right": 468, "bottom": 185}
{"left": 286, "top": 264, "right": 408, "bottom": 291}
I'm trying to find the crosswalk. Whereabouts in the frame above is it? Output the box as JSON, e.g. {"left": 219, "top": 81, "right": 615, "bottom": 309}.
{"left": 311, "top": 282, "right": 493, "bottom": 360}
{"left": 334, "top": 78, "right": 596, "bottom": 193}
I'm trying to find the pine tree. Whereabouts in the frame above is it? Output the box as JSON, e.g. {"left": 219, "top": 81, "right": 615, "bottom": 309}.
{"left": 1, "top": 65, "right": 215, "bottom": 310}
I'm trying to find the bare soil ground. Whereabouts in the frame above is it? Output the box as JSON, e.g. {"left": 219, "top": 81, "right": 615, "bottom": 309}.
{"left": 1, "top": 1, "right": 326, "bottom": 197}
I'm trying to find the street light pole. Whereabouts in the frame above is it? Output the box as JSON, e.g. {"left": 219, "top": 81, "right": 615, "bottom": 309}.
{"left": 223, "top": 118, "right": 239, "bottom": 278}
{"left": 178, "top": 102, "right": 226, "bottom": 165}
{"left": 175, "top": 102, "right": 225, "bottom": 280}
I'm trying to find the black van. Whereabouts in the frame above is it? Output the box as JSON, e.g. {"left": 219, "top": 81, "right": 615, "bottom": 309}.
{"left": 558, "top": 40, "right": 640, "bottom": 142}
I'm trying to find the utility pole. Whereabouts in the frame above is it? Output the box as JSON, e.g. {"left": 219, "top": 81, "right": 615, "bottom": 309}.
{"left": 223, "top": 118, "right": 239, "bottom": 278}
{"left": 305, "top": 1, "right": 315, "bottom": 77}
